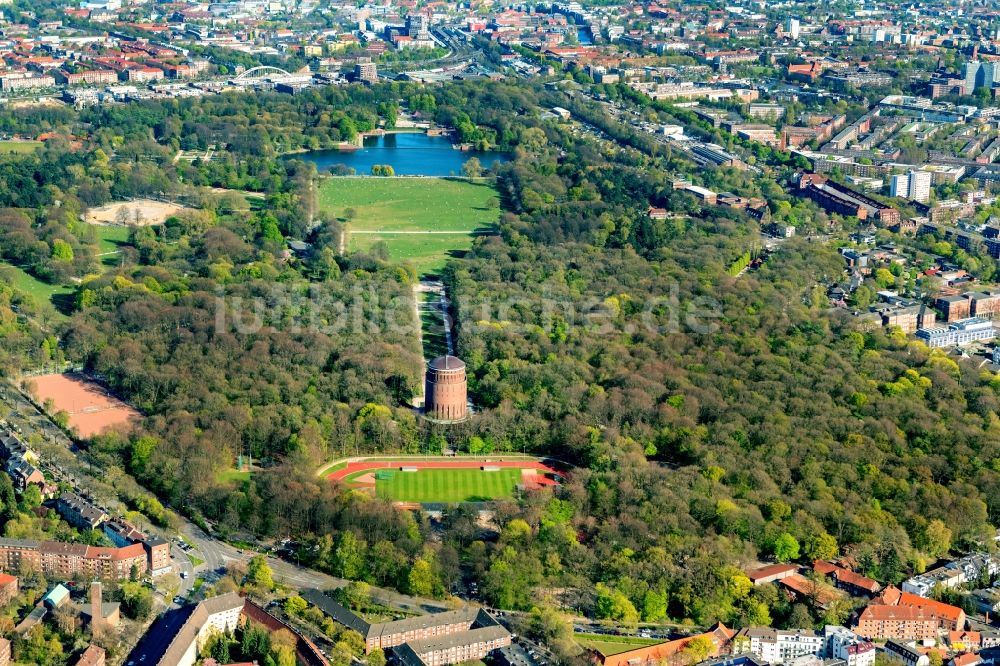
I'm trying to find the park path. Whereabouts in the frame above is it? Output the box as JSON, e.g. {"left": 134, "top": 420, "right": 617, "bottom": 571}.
{"left": 350, "top": 230, "right": 486, "bottom": 234}
{"left": 417, "top": 280, "right": 454, "bottom": 357}
{"left": 411, "top": 282, "right": 425, "bottom": 409}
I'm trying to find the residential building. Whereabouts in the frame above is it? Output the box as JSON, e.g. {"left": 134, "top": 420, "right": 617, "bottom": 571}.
{"left": 126, "top": 67, "right": 164, "bottom": 83}
{"left": 0, "top": 73, "right": 56, "bottom": 91}
{"left": 951, "top": 655, "right": 982, "bottom": 666}
{"left": 0, "top": 538, "right": 148, "bottom": 580}
{"left": 949, "top": 631, "right": 982, "bottom": 651}
{"left": 873, "top": 586, "right": 966, "bottom": 631}
{"left": 826, "top": 626, "right": 876, "bottom": 666}
{"left": 902, "top": 554, "right": 999, "bottom": 596}
{"left": 395, "top": 626, "right": 512, "bottom": 666}
{"left": 737, "top": 628, "right": 825, "bottom": 664}
{"left": 56, "top": 69, "right": 118, "bottom": 86}
{"left": 0, "top": 638, "right": 9, "bottom": 666}
{"left": 785, "top": 17, "right": 800, "bottom": 39}
{"left": 963, "top": 61, "right": 998, "bottom": 94}
{"left": 73, "top": 645, "right": 105, "bottom": 666}
{"left": 56, "top": 492, "right": 108, "bottom": 531}
{"left": 890, "top": 171, "right": 932, "bottom": 203}
{"left": 355, "top": 59, "right": 378, "bottom": 83}
{"left": 6, "top": 457, "right": 44, "bottom": 491}
{"left": 856, "top": 606, "right": 938, "bottom": 641}
{"left": 883, "top": 641, "right": 930, "bottom": 666}
{"left": 101, "top": 518, "right": 171, "bottom": 575}
{"left": 0, "top": 574, "right": 17, "bottom": 606}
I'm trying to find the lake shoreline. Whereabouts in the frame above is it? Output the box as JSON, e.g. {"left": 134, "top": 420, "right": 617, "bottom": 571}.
{"left": 291, "top": 132, "right": 510, "bottom": 177}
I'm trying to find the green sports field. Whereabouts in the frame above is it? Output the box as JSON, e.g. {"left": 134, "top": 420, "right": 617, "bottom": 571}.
{"left": 575, "top": 635, "right": 663, "bottom": 656}
{"left": 318, "top": 177, "right": 500, "bottom": 274}
{"left": 0, "top": 140, "right": 43, "bottom": 154}
{"left": 364, "top": 468, "right": 524, "bottom": 503}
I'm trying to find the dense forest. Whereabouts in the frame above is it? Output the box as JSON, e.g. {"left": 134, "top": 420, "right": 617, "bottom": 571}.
{"left": 0, "top": 77, "right": 998, "bottom": 645}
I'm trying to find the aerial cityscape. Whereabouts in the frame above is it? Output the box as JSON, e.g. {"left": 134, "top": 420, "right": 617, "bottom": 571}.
{"left": 6, "top": 0, "right": 1000, "bottom": 665}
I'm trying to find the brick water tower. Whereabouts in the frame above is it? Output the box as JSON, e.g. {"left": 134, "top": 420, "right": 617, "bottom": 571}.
{"left": 424, "top": 355, "right": 468, "bottom": 422}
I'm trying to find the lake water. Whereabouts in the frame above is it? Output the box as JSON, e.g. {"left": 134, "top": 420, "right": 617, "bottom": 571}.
{"left": 294, "top": 132, "right": 510, "bottom": 177}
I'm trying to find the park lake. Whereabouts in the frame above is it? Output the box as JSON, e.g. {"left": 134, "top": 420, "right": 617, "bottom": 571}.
{"left": 296, "top": 132, "right": 510, "bottom": 177}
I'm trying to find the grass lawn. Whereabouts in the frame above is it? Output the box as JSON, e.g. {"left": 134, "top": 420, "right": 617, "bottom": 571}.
{"left": 575, "top": 635, "right": 664, "bottom": 656}
{"left": 0, "top": 262, "right": 74, "bottom": 315}
{"left": 368, "top": 468, "right": 524, "bottom": 503}
{"left": 90, "top": 224, "right": 131, "bottom": 253}
{"left": 319, "top": 177, "right": 500, "bottom": 275}
{"left": 0, "top": 140, "right": 43, "bottom": 154}
{"left": 216, "top": 468, "right": 252, "bottom": 484}
{"left": 187, "top": 553, "right": 205, "bottom": 567}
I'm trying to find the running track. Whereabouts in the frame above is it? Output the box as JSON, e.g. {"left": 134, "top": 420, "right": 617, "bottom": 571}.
{"left": 327, "top": 459, "right": 561, "bottom": 483}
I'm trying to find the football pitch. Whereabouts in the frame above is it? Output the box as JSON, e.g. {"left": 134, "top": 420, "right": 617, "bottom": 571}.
{"left": 369, "top": 468, "right": 524, "bottom": 503}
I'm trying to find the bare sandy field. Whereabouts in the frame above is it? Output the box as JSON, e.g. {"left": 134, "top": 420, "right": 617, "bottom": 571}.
{"left": 26, "top": 373, "right": 140, "bottom": 439}
{"left": 84, "top": 199, "right": 187, "bottom": 226}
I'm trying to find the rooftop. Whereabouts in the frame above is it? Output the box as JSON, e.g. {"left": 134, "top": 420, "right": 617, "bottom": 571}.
{"left": 429, "top": 355, "right": 465, "bottom": 371}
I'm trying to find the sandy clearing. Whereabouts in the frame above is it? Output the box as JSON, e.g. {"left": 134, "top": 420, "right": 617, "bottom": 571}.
{"left": 84, "top": 199, "right": 188, "bottom": 226}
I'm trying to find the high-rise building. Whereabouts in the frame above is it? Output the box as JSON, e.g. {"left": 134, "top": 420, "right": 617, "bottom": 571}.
{"left": 890, "top": 173, "right": 909, "bottom": 198}
{"left": 963, "top": 60, "right": 997, "bottom": 94}
{"left": 890, "top": 170, "right": 932, "bottom": 203}
{"left": 909, "top": 170, "right": 932, "bottom": 203}
{"left": 407, "top": 14, "right": 430, "bottom": 40}
{"left": 785, "top": 17, "right": 800, "bottom": 39}
{"left": 354, "top": 59, "right": 377, "bottom": 83}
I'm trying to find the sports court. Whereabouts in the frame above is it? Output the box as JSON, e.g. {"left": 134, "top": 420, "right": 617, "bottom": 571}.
{"left": 27, "top": 373, "right": 140, "bottom": 438}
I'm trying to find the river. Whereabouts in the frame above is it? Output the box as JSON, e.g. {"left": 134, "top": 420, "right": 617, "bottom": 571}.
{"left": 293, "top": 132, "right": 510, "bottom": 177}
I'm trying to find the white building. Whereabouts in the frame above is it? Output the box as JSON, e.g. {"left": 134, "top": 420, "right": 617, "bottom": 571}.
{"left": 916, "top": 317, "right": 997, "bottom": 348}
{"left": 826, "top": 626, "right": 876, "bottom": 666}
{"left": 890, "top": 170, "right": 932, "bottom": 203}
{"left": 738, "top": 626, "right": 873, "bottom": 666}
{"left": 902, "top": 553, "right": 1000, "bottom": 597}
{"left": 742, "top": 628, "right": 826, "bottom": 664}
{"left": 785, "top": 17, "right": 800, "bottom": 39}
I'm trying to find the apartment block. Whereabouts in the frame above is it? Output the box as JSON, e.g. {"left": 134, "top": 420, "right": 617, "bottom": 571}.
{"left": 0, "top": 538, "right": 148, "bottom": 580}
{"left": 856, "top": 605, "right": 937, "bottom": 641}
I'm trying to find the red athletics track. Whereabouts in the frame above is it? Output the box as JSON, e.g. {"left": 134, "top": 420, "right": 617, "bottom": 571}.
{"left": 327, "top": 459, "right": 561, "bottom": 485}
